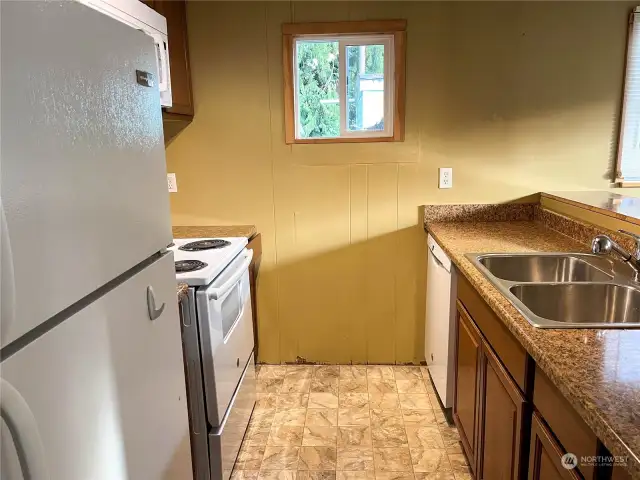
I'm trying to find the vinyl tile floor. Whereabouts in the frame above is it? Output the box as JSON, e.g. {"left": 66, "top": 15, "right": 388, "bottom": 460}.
{"left": 232, "top": 365, "right": 472, "bottom": 480}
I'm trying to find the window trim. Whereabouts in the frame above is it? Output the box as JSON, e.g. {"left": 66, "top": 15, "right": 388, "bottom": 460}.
{"left": 283, "top": 20, "right": 406, "bottom": 145}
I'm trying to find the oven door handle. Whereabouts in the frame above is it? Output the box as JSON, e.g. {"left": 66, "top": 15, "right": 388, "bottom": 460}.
{"left": 207, "top": 249, "right": 253, "bottom": 301}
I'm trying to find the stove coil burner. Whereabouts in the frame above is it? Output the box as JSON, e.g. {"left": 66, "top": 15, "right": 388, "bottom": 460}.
{"left": 178, "top": 239, "right": 231, "bottom": 251}
{"left": 175, "top": 260, "right": 208, "bottom": 273}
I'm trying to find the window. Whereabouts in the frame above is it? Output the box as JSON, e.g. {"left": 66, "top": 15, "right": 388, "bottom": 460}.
{"left": 283, "top": 20, "right": 406, "bottom": 144}
{"left": 617, "top": 7, "right": 640, "bottom": 185}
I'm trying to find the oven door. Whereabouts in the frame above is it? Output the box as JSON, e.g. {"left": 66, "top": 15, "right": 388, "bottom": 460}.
{"left": 196, "top": 249, "right": 255, "bottom": 427}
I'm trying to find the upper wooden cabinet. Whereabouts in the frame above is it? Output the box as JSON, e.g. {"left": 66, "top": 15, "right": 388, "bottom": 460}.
{"left": 142, "top": 0, "right": 194, "bottom": 120}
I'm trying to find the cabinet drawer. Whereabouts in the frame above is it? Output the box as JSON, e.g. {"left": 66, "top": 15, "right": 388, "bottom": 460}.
{"left": 533, "top": 366, "right": 598, "bottom": 480}
{"left": 458, "top": 275, "right": 530, "bottom": 392}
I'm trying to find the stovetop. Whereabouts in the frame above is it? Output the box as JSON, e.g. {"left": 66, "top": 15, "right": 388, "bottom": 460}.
{"left": 170, "top": 237, "right": 248, "bottom": 286}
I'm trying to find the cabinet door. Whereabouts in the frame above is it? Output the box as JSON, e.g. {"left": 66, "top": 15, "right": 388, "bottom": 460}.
{"left": 529, "top": 412, "right": 580, "bottom": 480}
{"left": 153, "top": 0, "right": 194, "bottom": 116}
{"left": 453, "top": 302, "right": 482, "bottom": 475}
{"left": 478, "top": 341, "right": 526, "bottom": 480}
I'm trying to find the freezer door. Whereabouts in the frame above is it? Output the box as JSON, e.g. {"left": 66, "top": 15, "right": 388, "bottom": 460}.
{"left": 0, "top": 253, "right": 192, "bottom": 480}
{"left": 0, "top": 0, "right": 172, "bottom": 348}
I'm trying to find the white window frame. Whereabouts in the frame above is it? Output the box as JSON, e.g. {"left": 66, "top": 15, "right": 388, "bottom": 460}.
{"left": 617, "top": 7, "right": 640, "bottom": 186}
{"left": 293, "top": 34, "right": 395, "bottom": 141}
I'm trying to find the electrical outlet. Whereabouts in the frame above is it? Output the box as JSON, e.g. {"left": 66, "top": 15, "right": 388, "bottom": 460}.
{"left": 439, "top": 167, "right": 453, "bottom": 189}
{"left": 167, "top": 173, "right": 178, "bottom": 193}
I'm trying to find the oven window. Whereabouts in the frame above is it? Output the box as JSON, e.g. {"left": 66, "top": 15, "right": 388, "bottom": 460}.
{"left": 220, "top": 286, "right": 241, "bottom": 340}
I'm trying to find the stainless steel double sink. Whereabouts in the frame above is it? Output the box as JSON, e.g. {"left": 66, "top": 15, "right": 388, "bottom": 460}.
{"left": 466, "top": 253, "right": 640, "bottom": 328}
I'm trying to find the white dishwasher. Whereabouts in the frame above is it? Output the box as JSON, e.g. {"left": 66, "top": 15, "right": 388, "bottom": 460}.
{"left": 425, "top": 234, "right": 457, "bottom": 416}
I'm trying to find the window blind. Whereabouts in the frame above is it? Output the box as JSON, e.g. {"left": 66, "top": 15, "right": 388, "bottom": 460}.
{"left": 619, "top": 7, "right": 640, "bottom": 181}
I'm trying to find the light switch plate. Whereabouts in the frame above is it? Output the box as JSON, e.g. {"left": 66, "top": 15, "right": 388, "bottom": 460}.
{"left": 167, "top": 173, "right": 178, "bottom": 193}
{"left": 439, "top": 167, "right": 452, "bottom": 189}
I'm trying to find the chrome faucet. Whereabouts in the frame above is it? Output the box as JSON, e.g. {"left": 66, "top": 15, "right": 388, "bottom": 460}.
{"left": 592, "top": 230, "right": 640, "bottom": 282}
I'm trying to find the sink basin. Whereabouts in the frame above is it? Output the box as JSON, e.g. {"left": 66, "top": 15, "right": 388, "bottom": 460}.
{"left": 465, "top": 252, "right": 640, "bottom": 328}
{"left": 477, "top": 254, "right": 613, "bottom": 283}
{"left": 510, "top": 284, "right": 640, "bottom": 327}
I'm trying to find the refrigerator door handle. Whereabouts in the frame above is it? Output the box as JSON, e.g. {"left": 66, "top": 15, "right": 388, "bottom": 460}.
{"left": 0, "top": 379, "right": 49, "bottom": 480}
{"left": 146, "top": 286, "right": 165, "bottom": 321}
{"left": 1, "top": 199, "right": 16, "bottom": 340}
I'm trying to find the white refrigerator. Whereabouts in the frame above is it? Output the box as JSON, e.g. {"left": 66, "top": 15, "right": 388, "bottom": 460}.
{"left": 0, "top": 2, "right": 192, "bottom": 479}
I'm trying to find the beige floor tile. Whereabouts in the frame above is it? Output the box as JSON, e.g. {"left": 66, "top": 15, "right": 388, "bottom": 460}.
{"left": 277, "top": 394, "right": 310, "bottom": 410}
{"left": 399, "top": 394, "right": 431, "bottom": 410}
{"left": 337, "top": 472, "right": 375, "bottom": 480}
{"left": 235, "top": 444, "right": 266, "bottom": 470}
{"left": 306, "top": 408, "right": 338, "bottom": 427}
{"left": 447, "top": 454, "right": 470, "bottom": 473}
{"left": 393, "top": 366, "right": 422, "bottom": 381}
{"left": 369, "top": 393, "right": 400, "bottom": 410}
{"left": 414, "top": 474, "right": 455, "bottom": 480}
{"left": 428, "top": 394, "right": 442, "bottom": 410}
{"left": 231, "top": 470, "right": 260, "bottom": 480}
{"left": 314, "top": 365, "right": 340, "bottom": 379}
{"left": 422, "top": 379, "right": 436, "bottom": 395}
{"left": 433, "top": 410, "right": 449, "bottom": 428}
{"left": 268, "top": 425, "right": 304, "bottom": 446}
{"left": 273, "top": 408, "right": 307, "bottom": 426}
{"left": 370, "top": 411, "right": 407, "bottom": 447}
{"left": 374, "top": 474, "right": 415, "bottom": 480}
{"left": 396, "top": 379, "right": 427, "bottom": 394}
{"left": 340, "top": 365, "right": 367, "bottom": 380}
{"left": 337, "top": 425, "right": 372, "bottom": 446}
{"left": 257, "top": 471, "right": 297, "bottom": 480}
{"left": 256, "top": 394, "right": 278, "bottom": 410}
{"left": 402, "top": 410, "right": 436, "bottom": 427}
{"left": 280, "top": 379, "right": 312, "bottom": 394}
{"left": 311, "top": 377, "right": 339, "bottom": 395}
{"left": 339, "top": 393, "right": 369, "bottom": 408}
{"left": 337, "top": 446, "right": 374, "bottom": 470}
{"left": 261, "top": 446, "right": 300, "bottom": 470}
{"left": 439, "top": 426, "right": 461, "bottom": 452}
{"left": 338, "top": 406, "right": 370, "bottom": 426}
{"left": 368, "top": 378, "right": 397, "bottom": 394}
{"left": 410, "top": 448, "right": 452, "bottom": 474}
{"left": 257, "top": 378, "right": 284, "bottom": 394}
{"left": 308, "top": 392, "right": 339, "bottom": 409}
{"left": 405, "top": 426, "right": 445, "bottom": 449}
{"left": 339, "top": 378, "right": 369, "bottom": 393}
{"left": 258, "top": 365, "right": 288, "bottom": 379}
{"left": 302, "top": 426, "right": 338, "bottom": 446}
{"left": 366, "top": 365, "right": 395, "bottom": 380}
{"left": 298, "top": 472, "right": 336, "bottom": 480}
{"left": 285, "top": 366, "right": 314, "bottom": 380}
{"left": 247, "top": 415, "right": 275, "bottom": 445}
{"left": 453, "top": 473, "right": 473, "bottom": 480}
{"left": 373, "top": 447, "right": 412, "bottom": 472}
{"left": 298, "top": 446, "right": 337, "bottom": 470}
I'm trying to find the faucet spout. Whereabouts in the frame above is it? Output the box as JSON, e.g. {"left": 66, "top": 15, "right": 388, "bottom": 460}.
{"left": 592, "top": 233, "right": 640, "bottom": 282}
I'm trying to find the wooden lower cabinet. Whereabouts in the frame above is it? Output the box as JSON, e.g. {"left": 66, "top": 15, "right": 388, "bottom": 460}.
{"left": 529, "top": 412, "right": 580, "bottom": 480}
{"left": 454, "top": 301, "right": 527, "bottom": 480}
{"left": 478, "top": 343, "right": 526, "bottom": 480}
{"left": 453, "top": 302, "right": 482, "bottom": 476}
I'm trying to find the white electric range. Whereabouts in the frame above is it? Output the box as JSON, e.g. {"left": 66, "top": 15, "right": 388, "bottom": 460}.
{"left": 170, "top": 238, "right": 256, "bottom": 480}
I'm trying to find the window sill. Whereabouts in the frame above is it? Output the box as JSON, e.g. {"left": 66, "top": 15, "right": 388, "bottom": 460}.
{"left": 287, "top": 135, "right": 401, "bottom": 145}
{"left": 614, "top": 181, "right": 640, "bottom": 188}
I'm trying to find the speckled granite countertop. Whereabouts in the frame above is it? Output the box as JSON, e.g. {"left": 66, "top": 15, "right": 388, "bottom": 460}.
{"left": 426, "top": 219, "right": 640, "bottom": 479}
{"left": 172, "top": 225, "right": 256, "bottom": 240}
{"left": 176, "top": 283, "right": 189, "bottom": 301}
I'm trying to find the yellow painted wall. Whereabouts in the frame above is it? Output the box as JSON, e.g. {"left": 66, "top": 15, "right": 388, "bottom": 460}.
{"left": 167, "top": 1, "right": 635, "bottom": 364}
